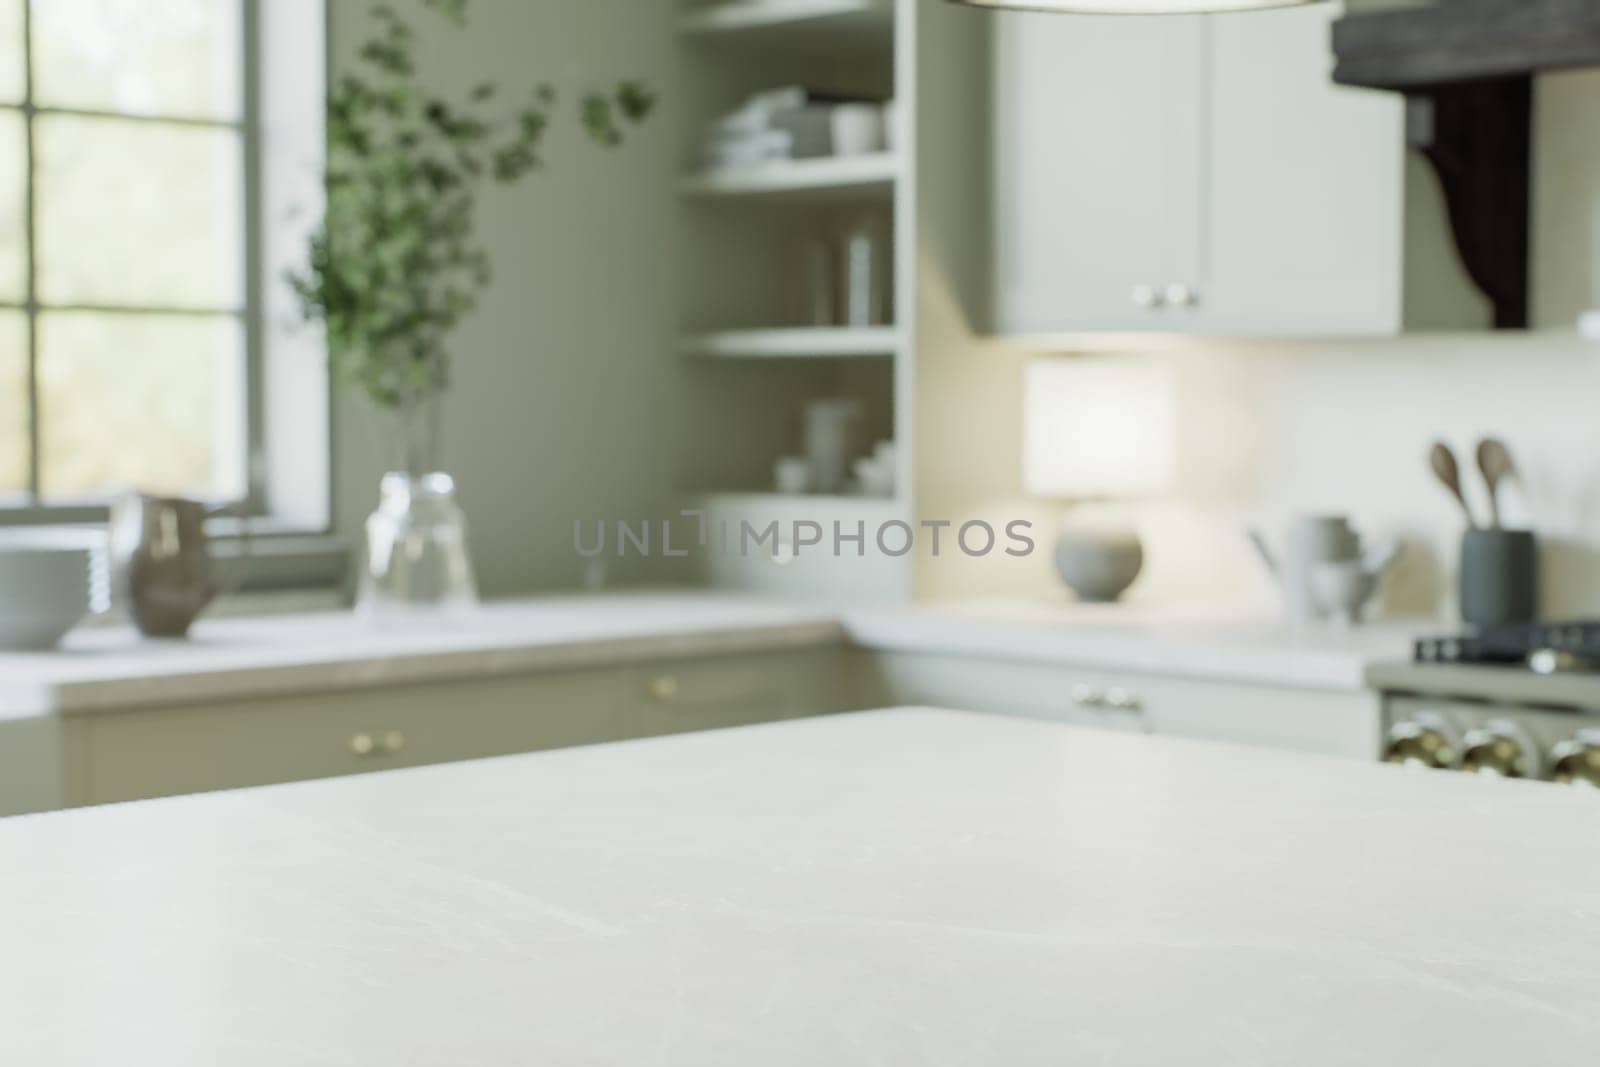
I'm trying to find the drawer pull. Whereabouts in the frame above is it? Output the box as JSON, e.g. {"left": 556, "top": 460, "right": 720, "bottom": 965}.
{"left": 381, "top": 730, "right": 407, "bottom": 754}
{"left": 647, "top": 676, "right": 680, "bottom": 704}
{"left": 1105, "top": 688, "right": 1143, "bottom": 712}
{"left": 349, "top": 732, "right": 376, "bottom": 757}
{"left": 1070, "top": 684, "right": 1104, "bottom": 708}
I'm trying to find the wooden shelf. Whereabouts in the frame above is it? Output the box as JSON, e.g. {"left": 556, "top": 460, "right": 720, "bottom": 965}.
{"left": 681, "top": 326, "right": 901, "bottom": 359}
{"left": 697, "top": 491, "right": 904, "bottom": 516}
{"left": 679, "top": 0, "right": 894, "bottom": 48}
{"left": 680, "top": 153, "right": 899, "bottom": 202}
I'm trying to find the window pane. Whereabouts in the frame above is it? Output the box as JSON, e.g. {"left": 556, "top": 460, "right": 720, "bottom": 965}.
{"left": 0, "top": 110, "right": 22, "bottom": 302}
{"left": 0, "top": 0, "right": 21, "bottom": 105}
{"left": 30, "top": 0, "right": 241, "bottom": 120}
{"left": 38, "top": 312, "right": 245, "bottom": 501}
{"left": 0, "top": 309, "right": 24, "bottom": 496}
{"left": 36, "top": 115, "right": 243, "bottom": 308}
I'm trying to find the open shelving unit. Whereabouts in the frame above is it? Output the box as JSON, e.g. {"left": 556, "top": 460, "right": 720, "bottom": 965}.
{"left": 674, "top": 0, "right": 985, "bottom": 602}
{"left": 679, "top": 152, "right": 899, "bottom": 201}
{"left": 679, "top": 0, "right": 895, "bottom": 48}
{"left": 681, "top": 326, "right": 901, "bottom": 359}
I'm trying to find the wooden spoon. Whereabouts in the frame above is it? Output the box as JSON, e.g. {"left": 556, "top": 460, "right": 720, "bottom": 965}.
{"left": 1476, "top": 437, "right": 1516, "bottom": 529}
{"left": 1429, "top": 441, "right": 1476, "bottom": 529}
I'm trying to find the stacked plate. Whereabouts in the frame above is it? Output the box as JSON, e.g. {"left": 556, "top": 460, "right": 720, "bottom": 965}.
{"left": 0, "top": 528, "right": 109, "bottom": 651}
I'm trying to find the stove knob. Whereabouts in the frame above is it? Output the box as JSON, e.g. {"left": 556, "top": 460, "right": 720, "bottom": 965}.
{"left": 1383, "top": 714, "right": 1460, "bottom": 770}
{"left": 1459, "top": 720, "right": 1539, "bottom": 779}
{"left": 1550, "top": 730, "right": 1600, "bottom": 789}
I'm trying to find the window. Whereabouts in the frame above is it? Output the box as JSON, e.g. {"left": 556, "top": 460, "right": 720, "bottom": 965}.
{"left": 0, "top": 0, "right": 254, "bottom": 511}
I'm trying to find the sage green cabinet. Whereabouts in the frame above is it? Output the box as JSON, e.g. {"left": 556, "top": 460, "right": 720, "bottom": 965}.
{"left": 54, "top": 648, "right": 846, "bottom": 808}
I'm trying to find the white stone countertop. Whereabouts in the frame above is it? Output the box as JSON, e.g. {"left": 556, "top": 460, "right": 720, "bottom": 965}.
{"left": 845, "top": 599, "right": 1426, "bottom": 692}
{"left": 0, "top": 708, "right": 1593, "bottom": 1066}
{"left": 0, "top": 592, "right": 1428, "bottom": 717}
{"left": 0, "top": 593, "right": 845, "bottom": 718}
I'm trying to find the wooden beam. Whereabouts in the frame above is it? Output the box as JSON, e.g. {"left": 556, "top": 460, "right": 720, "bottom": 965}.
{"left": 1406, "top": 76, "right": 1532, "bottom": 330}
{"left": 1333, "top": 0, "right": 1600, "bottom": 90}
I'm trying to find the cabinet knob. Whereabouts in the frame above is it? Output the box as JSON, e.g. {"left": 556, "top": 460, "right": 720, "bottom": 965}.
{"left": 1131, "top": 284, "right": 1164, "bottom": 310}
{"left": 1163, "top": 282, "right": 1199, "bottom": 308}
{"left": 1070, "top": 684, "right": 1104, "bottom": 708}
{"left": 1105, "top": 687, "right": 1143, "bottom": 712}
{"left": 647, "top": 675, "right": 680, "bottom": 704}
{"left": 380, "top": 730, "right": 407, "bottom": 754}
{"left": 349, "top": 732, "right": 376, "bottom": 757}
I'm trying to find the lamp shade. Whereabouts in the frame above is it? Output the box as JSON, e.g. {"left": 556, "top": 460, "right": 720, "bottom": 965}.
{"left": 954, "top": 0, "right": 1318, "bottom": 12}
{"left": 1023, "top": 359, "right": 1176, "bottom": 499}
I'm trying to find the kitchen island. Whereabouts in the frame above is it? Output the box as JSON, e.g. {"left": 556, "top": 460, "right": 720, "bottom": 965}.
{"left": 2, "top": 709, "right": 1595, "bottom": 1065}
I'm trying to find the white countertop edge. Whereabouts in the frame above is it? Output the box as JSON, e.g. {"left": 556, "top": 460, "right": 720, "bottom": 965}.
{"left": 0, "top": 593, "right": 1426, "bottom": 717}
{"left": 840, "top": 612, "right": 1417, "bottom": 693}
{"left": 30, "top": 620, "right": 848, "bottom": 718}
{"left": 845, "top": 625, "right": 1375, "bottom": 691}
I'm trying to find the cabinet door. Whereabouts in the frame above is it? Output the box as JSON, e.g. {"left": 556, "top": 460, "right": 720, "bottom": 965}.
{"left": 1194, "top": 4, "right": 1404, "bottom": 336}
{"left": 871, "top": 650, "right": 1380, "bottom": 759}
{"left": 625, "top": 649, "right": 841, "bottom": 738}
{"left": 71, "top": 649, "right": 850, "bottom": 808}
{"left": 73, "top": 668, "right": 639, "bottom": 806}
{"left": 871, "top": 652, "right": 1146, "bottom": 733}
{"left": 991, "top": 12, "right": 1206, "bottom": 334}
{"left": 0, "top": 717, "right": 65, "bottom": 817}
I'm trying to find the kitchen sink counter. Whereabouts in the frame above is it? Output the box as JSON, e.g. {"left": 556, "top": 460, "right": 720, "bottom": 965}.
{"left": 0, "top": 593, "right": 845, "bottom": 717}
{"left": 2, "top": 708, "right": 1594, "bottom": 1065}
{"left": 844, "top": 599, "right": 1426, "bottom": 692}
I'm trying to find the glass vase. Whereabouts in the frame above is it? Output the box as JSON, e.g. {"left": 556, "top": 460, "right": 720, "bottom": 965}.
{"left": 356, "top": 394, "right": 479, "bottom": 622}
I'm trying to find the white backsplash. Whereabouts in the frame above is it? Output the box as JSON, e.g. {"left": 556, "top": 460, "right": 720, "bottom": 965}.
{"left": 1137, "top": 334, "right": 1600, "bottom": 620}
{"left": 921, "top": 67, "right": 1600, "bottom": 620}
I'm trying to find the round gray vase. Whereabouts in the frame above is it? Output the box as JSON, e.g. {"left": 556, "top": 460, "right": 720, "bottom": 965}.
{"left": 1054, "top": 526, "right": 1144, "bottom": 603}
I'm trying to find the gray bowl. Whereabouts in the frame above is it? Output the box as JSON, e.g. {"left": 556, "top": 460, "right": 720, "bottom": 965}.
{"left": 0, "top": 544, "right": 92, "bottom": 650}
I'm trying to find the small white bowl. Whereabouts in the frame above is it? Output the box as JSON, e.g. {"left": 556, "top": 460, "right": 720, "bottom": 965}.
{"left": 0, "top": 540, "right": 93, "bottom": 651}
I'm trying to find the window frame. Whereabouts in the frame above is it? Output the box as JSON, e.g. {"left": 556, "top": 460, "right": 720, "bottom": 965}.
{"left": 0, "top": 0, "right": 265, "bottom": 523}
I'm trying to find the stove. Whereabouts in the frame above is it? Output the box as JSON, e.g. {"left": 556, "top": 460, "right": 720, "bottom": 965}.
{"left": 1413, "top": 620, "right": 1600, "bottom": 674}
{"left": 1368, "top": 620, "right": 1600, "bottom": 788}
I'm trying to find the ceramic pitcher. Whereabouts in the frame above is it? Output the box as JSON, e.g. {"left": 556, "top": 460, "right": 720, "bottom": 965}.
{"left": 109, "top": 494, "right": 241, "bottom": 638}
{"left": 1249, "top": 515, "right": 1361, "bottom": 623}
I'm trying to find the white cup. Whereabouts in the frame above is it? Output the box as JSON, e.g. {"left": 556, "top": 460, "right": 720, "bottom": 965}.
{"left": 774, "top": 456, "right": 812, "bottom": 496}
{"left": 831, "top": 104, "right": 885, "bottom": 157}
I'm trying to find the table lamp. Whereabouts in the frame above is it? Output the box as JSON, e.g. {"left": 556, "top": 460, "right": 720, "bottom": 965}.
{"left": 1023, "top": 358, "right": 1176, "bottom": 602}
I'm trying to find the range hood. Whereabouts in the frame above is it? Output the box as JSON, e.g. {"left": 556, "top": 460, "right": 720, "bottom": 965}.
{"left": 1331, "top": 0, "right": 1600, "bottom": 330}
{"left": 1333, "top": 0, "right": 1600, "bottom": 90}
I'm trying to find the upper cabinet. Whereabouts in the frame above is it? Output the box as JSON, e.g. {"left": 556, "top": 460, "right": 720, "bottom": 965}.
{"left": 992, "top": 14, "right": 1207, "bottom": 334}
{"left": 989, "top": 4, "right": 1489, "bottom": 339}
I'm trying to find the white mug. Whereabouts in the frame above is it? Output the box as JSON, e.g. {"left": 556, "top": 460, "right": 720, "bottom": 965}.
{"left": 774, "top": 456, "right": 812, "bottom": 496}
{"left": 831, "top": 104, "right": 885, "bottom": 156}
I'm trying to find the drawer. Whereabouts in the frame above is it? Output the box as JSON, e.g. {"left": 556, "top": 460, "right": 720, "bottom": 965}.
{"left": 624, "top": 648, "right": 842, "bottom": 738}
{"left": 871, "top": 651, "right": 1380, "bottom": 759}
{"left": 71, "top": 647, "right": 849, "bottom": 807}
{"left": 73, "top": 667, "right": 638, "bottom": 806}
{"left": 871, "top": 653, "right": 1147, "bottom": 733}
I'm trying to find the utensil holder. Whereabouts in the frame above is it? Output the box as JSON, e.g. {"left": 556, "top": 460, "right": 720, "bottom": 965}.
{"left": 1460, "top": 529, "right": 1538, "bottom": 628}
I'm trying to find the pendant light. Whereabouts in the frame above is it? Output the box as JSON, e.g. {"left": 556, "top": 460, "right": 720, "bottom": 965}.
{"left": 953, "top": 0, "right": 1320, "bottom": 12}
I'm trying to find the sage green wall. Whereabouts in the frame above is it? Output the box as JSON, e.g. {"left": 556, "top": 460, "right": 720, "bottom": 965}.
{"left": 329, "top": 0, "right": 688, "bottom": 596}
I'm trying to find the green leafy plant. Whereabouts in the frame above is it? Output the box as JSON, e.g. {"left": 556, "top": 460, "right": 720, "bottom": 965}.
{"left": 288, "top": 0, "right": 654, "bottom": 412}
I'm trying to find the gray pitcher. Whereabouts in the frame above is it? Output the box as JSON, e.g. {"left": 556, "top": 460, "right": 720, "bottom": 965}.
{"left": 109, "top": 494, "right": 242, "bottom": 638}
